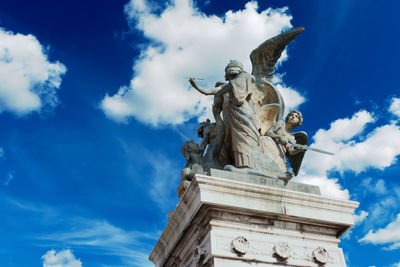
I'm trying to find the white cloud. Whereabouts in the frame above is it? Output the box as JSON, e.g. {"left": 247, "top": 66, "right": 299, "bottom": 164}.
{"left": 354, "top": 210, "right": 369, "bottom": 225}
{"left": 4, "top": 197, "right": 156, "bottom": 267}
{"left": 42, "top": 249, "right": 82, "bottom": 267}
{"left": 0, "top": 27, "right": 66, "bottom": 115}
{"left": 272, "top": 74, "right": 305, "bottom": 113}
{"left": 359, "top": 213, "right": 400, "bottom": 250}
{"left": 295, "top": 172, "right": 349, "bottom": 199}
{"left": 361, "top": 178, "right": 387, "bottom": 195}
{"left": 341, "top": 210, "right": 369, "bottom": 240}
{"left": 36, "top": 216, "right": 156, "bottom": 266}
{"left": 101, "top": 0, "right": 305, "bottom": 125}
{"left": 374, "top": 179, "right": 387, "bottom": 195}
{"left": 277, "top": 84, "right": 306, "bottom": 112}
{"left": 293, "top": 109, "right": 400, "bottom": 199}
{"left": 368, "top": 196, "right": 397, "bottom": 225}
{"left": 339, "top": 124, "right": 400, "bottom": 173}
{"left": 389, "top": 97, "right": 400, "bottom": 118}
{"left": 303, "top": 110, "right": 375, "bottom": 176}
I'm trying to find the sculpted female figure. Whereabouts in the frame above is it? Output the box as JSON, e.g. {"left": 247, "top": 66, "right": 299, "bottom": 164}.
{"left": 188, "top": 27, "right": 306, "bottom": 179}
{"left": 190, "top": 60, "right": 260, "bottom": 169}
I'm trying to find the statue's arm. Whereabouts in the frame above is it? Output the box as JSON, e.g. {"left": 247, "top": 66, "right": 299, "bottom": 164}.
{"left": 215, "top": 83, "right": 232, "bottom": 97}
{"left": 286, "top": 144, "right": 306, "bottom": 155}
{"left": 266, "top": 122, "right": 283, "bottom": 140}
{"left": 189, "top": 78, "right": 222, "bottom": 95}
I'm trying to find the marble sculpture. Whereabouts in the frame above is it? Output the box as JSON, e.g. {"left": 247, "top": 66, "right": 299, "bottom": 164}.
{"left": 178, "top": 27, "right": 331, "bottom": 198}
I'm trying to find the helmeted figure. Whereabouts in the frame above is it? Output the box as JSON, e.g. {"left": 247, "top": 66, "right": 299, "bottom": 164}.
{"left": 187, "top": 27, "right": 307, "bottom": 180}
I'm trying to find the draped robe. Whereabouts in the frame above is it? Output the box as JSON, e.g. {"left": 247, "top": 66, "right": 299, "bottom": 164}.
{"left": 220, "top": 72, "right": 260, "bottom": 168}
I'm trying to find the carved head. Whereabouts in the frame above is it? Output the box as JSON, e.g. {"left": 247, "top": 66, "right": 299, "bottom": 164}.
{"left": 225, "top": 60, "right": 243, "bottom": 80}
{"left": 197, "top": 119, "right": 211, "bottom": 138}
{"left": 181, "top": 140, "right": 202, "bottom": 160}
{"left": 286, "top": 110, "right": 303, "bottom": 128}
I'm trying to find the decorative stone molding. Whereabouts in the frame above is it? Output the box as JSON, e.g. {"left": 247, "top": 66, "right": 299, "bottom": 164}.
{"left": 231, "top": 236, "right": 250, "bottom": 255}
{"left": 273, "top": 242, "right": 292, "bottom": 260}
{"left": 149, "top": 175, "right": 359, "bottom": 266}
{"left": 193, "top": 245, "right": 211, "bottom": 265}
{"left": 312, "top": 247, "right": 331, "bottom": 264}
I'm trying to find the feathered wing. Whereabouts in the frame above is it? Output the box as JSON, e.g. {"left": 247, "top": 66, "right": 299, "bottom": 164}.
{"left": 288, "top": 131, "right": 308, "bottom": 176}
{"left": 255, "top": 104, "right": 280, "bottom": 136}
{"left": 250, "top": 27, "right": 305, "bottom": 82}
{"left": 250, "top": 27, "right": 305, "bottom": 122}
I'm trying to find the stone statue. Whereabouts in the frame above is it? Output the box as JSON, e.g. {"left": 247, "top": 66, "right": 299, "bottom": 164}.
{"left": 266, "top": 110, "right": 307, "bottom": 178}
{"left": 177, "top": 27, "right": 313, "bottom": 197}
{"left": 197, "top": 119, "right": 216, "bottom": 152}
{"left": 177, "top": 105, "right": 224, "bottom": 198}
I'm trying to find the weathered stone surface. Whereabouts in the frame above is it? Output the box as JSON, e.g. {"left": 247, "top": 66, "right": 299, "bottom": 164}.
{"left": 178, "top": 28, "right": 314, "bottom": 196}
{"left": 209, "top": 168, "right": 321, "bottom": 195}
{"left": 149, "top": 173, "right": 359, "bottom": 266}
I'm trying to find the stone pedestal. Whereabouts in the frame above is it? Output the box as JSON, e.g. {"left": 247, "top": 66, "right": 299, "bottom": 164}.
{"left": 149, "top": 170, "right": 359, "bottom": 267}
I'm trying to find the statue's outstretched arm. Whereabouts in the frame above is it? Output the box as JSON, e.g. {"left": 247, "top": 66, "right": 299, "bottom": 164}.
{"left": 189, "top": 78, "right": 224, "bottom": 95}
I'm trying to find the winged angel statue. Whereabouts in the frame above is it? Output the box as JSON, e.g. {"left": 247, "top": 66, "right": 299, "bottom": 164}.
{"left": 179, "top": 28, "right": 308, "bottom": 197}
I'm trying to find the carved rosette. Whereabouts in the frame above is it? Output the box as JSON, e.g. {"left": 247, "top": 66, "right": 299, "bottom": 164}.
{"left": 273, "top": 242, "right": 292, "bottom": 260}
{"left": 312, "top": 247, "right": 331, "bottom": 264}
{"left": 231, "top": 236, "right": 250, "bottom": 255}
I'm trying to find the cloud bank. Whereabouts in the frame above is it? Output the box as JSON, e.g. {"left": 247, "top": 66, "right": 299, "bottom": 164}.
{"left": 42, "top": 249, "right": 82, "bottom": 267}
{"left": 101, "top": 0, "right": 305, "bottom": 125}
{"left": 359, "top": 213, "right": 400, "bottom": 250}
{"left": 0, "top": 28, "right": 66, "bottom": 115}
{"left": 295, "top": 99, "right": 400, "bottom": 199}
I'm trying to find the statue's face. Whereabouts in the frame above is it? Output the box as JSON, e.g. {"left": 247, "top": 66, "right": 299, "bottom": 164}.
{"left": 225, "top": 67, "right": 240, "bottom": 81}
{"left": 288, "top": 112, "right": 300, "bottom": 126}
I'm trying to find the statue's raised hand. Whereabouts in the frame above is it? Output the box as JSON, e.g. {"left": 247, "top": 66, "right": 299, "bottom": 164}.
{"left": 189, "top": 78, "right": 198, "bottom": 89}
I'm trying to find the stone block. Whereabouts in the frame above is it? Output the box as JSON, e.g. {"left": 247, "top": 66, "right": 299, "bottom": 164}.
{"left": 149, "top": 172, "right": 359, "bottom": 267}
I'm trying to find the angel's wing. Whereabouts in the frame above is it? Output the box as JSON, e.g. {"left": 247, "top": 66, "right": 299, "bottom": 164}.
{"left": 250, "top": 27, "right": 304, "bottom": 121}
{"left": 250, "top": 27, "right": 304, "bottom": 82}
{"left": 255, "top": 103, "right": 280, "bottom": 136}
{"left": 288, "top": 131, "right": 308, "bottom": 176}
{"left": 251, "top": 80, "right": 285, "bottom": 121}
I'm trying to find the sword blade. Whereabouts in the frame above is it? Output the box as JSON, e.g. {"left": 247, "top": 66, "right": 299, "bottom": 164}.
{"left": 306, "top": 146, "right": 335, "bottom": 155}
{"left": 185, "top": 77, "right": 204, "bottom": 80}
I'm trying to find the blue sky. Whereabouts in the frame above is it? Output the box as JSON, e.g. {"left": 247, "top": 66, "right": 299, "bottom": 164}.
{"left": 0, "top": 0, "right": 400, "bottom": 266}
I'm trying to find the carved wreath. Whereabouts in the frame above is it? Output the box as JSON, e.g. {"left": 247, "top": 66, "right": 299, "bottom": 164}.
{"left": 273, "top": 242, "right": 292, "bottom": 259}
{"left": 231, "top": 236, "right": 250, "bottom": 255}
{"left": 312, "top": 247, "right": 331, "bottom": 264}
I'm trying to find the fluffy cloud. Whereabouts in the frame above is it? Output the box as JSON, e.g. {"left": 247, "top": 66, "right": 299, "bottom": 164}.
{"left": 359, "top": 213, "right": 400, "bottom": 250}
{"left": 0, "top": 28, "right": 66, "bottom": 115}
{"left": 295, "top": 172, "right": 349, "bottom": 199}
{"left": 294, "top": 108, "right": 400, "bottom": 199}
{"left": 354, "top": 210, "right": 369, "bottom": 225}
{"left": 272, "top": 74, "right": 305, "bottom": 114}
{"left": 42, "top": 249, "right": 82, "bottom": 267}
{"left": 389, "top": 97, "right": 400, "bottom": 119}
{"left": 101, "top": 0, "right": 305, "bottom": 125}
